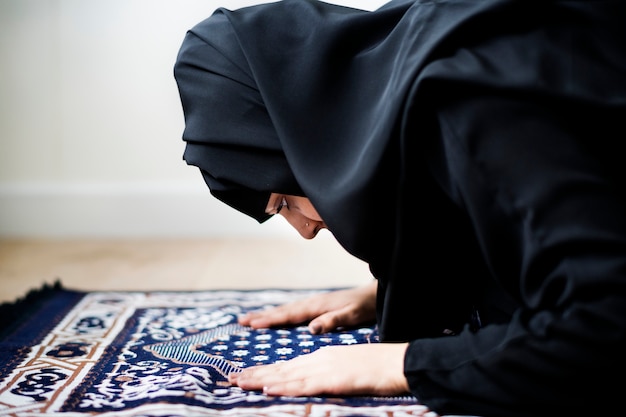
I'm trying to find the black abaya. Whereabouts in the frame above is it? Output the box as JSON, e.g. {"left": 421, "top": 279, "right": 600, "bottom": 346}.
{"left": 174, "top": 1, "right": 626, "bottom": 415}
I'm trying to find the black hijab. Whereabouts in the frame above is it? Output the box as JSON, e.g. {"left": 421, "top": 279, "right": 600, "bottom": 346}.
{"left": 175, "top": 0, "right": 500, "bottom": 256}
{"left": 175, "top": 0, "right": 419, "bottom": 262}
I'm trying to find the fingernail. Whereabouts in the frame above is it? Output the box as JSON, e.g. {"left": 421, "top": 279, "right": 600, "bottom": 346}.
{"left": 309, "top": 323, "right": 322, "bottom": 334}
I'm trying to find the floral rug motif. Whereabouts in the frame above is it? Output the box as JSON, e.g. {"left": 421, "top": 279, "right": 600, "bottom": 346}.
{"left": 0, "top": 284, "right": 433, "bottom": 417}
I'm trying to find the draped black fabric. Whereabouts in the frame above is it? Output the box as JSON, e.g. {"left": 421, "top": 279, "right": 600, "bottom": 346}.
{"left": 174, "top": 1, "right": 626, "bottom": 416}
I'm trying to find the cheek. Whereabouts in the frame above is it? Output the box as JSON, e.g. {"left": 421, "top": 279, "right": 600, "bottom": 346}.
{"left": 295, "top": 202, "right": 322, "bottom": 221}
{"left": 288, "top": 196, "right": 324, "bottom": 222}
{"left": 302, "top": 208, "right": 323, "bottom": 222}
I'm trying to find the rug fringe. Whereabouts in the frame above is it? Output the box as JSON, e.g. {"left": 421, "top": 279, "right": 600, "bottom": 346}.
{"left": 0, "top": 279, "right": 64, "bottom": 339}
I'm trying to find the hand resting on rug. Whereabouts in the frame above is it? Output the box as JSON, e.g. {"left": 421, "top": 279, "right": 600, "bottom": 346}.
{"left": 228, "top": 341, "right": 410, "bottom": 397}
{"left": 231, "top": 281, "right": 408, "bottom": 397}
{"left": 238, "top": 281, "right": 378, "bottom": 334}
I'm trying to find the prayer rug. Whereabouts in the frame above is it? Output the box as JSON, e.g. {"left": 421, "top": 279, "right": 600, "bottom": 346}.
{"left": 0, "top": 282, "right": 436, "bottom": 417}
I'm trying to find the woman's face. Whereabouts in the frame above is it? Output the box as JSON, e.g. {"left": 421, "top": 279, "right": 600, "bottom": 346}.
{"left": 265, "top": 193, "right": 327, "bottom": 239}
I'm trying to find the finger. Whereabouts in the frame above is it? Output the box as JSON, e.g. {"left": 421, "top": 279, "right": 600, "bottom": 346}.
{"left": 258, "top": 352, "right": 358, "bottom": 397}
{"left": 227, "top": 371, "right": 240, "bottom": 384}
{"left": 263, "top": 378, "right": 321, "bottom": 397}
{"left": 237, "top": 307, "right": 291, "bottom": 327}
{"left": 244, "top": 308, "right": 308, "bottom": 328}
{"left": 239, "top": 301, "right": 327, "bottom": 329}
{"left": 231, "top": 364, "right": 288, "bottom": 391}
{"left": 308, "top": 306, "right": 363, "bottom": 334}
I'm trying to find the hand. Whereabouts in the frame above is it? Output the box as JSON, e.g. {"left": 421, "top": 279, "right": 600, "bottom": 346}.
{"left": 238, "top": 281, "right": 377, "bottom": 334}
{"left": 228, "top": 342, "right": 410, "bottom": 397}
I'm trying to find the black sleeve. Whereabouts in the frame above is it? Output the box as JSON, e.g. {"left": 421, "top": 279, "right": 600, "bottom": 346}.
{"left": 405, "top": 90, "right": 626, "bottom": 417}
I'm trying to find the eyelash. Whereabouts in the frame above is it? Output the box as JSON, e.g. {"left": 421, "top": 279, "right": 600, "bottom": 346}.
{"left": 276, "top": 197, "right": 288, "bottom": 214}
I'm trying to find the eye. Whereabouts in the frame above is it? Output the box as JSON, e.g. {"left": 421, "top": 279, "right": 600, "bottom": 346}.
{"left": 276, "top": 197, "right": 288, "bottom": 214}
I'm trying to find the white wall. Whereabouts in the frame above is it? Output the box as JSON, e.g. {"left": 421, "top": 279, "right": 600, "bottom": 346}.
{"left": 0, "top": 0, "right": 387, "bottom": 238}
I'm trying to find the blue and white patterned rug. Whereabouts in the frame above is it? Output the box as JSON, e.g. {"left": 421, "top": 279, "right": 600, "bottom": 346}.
{"left": 0, "top": 283, "right": 435, "bottom": 417}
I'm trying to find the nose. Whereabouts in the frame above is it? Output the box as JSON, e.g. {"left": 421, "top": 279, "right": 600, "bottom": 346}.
{"left": 283, "top": 216, "right": 325, "bottom": 239}
{"left": 298, "top": 220, "right": 325, "bottom": 239}
{"left": 279, "top": 208, "right": 326, "bottom": 239}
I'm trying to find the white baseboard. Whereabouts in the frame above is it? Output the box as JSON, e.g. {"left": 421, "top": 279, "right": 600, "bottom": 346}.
{"left": 0, "top": 182, "right": 296, "bottom": 239}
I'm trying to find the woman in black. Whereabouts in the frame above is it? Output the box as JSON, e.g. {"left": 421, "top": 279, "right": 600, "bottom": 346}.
{"left": 174, "top": 0, "right": 626, "bottom": 415}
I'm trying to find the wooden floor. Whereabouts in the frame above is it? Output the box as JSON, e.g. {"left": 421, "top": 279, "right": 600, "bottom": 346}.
{"left": 0, "top": 236, "right": 371, "bottom": 303}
